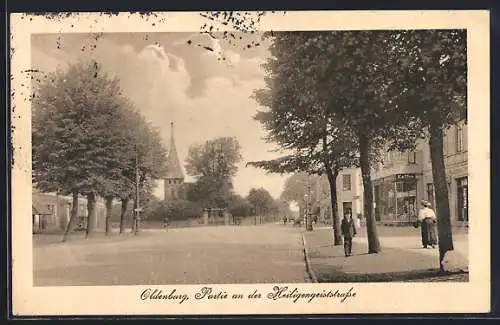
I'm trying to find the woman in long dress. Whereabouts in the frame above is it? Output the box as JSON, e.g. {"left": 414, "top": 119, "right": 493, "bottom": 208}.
{"left": 417, "top": 200, "right": 438, "bottom": 248}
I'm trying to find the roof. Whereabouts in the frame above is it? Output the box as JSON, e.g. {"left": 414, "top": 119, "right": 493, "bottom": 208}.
{"left": 32, "top": 192, "right": 69, "bottom": 215}
{"left": 32, "top": 202, "right": 52, "bottom": 215}
{"left": 165, "top": 122, "right": 185, "bottom": 180}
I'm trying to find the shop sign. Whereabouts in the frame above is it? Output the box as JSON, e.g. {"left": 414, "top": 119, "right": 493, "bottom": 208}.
{"left": 395, "top": 173, "right": 416, "bottom": 181}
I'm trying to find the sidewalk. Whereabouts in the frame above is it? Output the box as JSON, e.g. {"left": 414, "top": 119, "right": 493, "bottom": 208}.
{"left": 303, "top": 227, "right": 469, "bottom": 283}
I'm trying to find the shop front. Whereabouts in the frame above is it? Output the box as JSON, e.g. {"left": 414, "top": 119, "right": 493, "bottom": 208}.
{"left": 373, "top": 173, "right": 419, "bottom": 225}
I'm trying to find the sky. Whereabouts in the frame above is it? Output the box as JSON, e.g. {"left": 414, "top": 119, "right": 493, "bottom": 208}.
{"left": 31, "top": 32, "right": 292, "bottom": 200}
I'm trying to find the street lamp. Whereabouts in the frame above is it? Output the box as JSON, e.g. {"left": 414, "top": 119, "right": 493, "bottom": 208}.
{"left": 304, "top": 185, "right": 313, "bottom": 231}
{"left": 133, "top": 144, "right": 142, "bottom": 235}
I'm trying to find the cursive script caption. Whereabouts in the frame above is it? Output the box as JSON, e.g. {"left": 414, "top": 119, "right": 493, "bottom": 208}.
{"left": 140, "top": 286, "right": 356, "bottom": 304}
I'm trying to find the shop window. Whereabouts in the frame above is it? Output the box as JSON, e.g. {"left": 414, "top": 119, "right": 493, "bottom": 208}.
{"left": 395, "top": 181, "right": 416, "bottom": 193}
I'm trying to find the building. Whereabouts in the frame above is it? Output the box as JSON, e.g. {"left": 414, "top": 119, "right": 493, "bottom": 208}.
{"left": 371, "top": 148, "right": 423, "bottom": 224}
{"left": 164, "top": 122, "right": 189, "bottom": 202}
{"left": 312, "top": 121, "right": 468, "bottom": 227}
{"left": 32, "top": 189, "right": 107, "bottom": 233}
{"left": 336, "top": 168, "right": 364, "bottom": 218}
{"left": 32, "top": 191, "right": 71, "bottom": 233}
{"left": 310, "top": 170, "right": 363, "bottom": 224}
{"left": 422, "top": 120, "right": 468, "bottom": 226}
{"left": 370, "top": 120, "right": 468, "bottom": 226}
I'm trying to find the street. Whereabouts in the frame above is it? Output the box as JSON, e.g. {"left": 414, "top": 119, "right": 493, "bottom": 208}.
{"left": 33, "top": 225, "right": 309, "bottom": 286}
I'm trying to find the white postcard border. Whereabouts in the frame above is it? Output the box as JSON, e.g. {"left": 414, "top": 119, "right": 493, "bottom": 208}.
{"left": 10, "top": 10, "right": 490, "bottom": 315}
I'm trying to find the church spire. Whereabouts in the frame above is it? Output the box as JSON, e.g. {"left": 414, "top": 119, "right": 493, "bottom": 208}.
{"left": 165, "top": 121, "right": 184, "bottom": 180}
{"left": 170, "top": 121, "right": 175, "bottom": 151}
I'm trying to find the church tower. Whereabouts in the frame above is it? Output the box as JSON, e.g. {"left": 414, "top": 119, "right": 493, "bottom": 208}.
{"left": 164, "top": 122, "right": 185, "bottom": 202}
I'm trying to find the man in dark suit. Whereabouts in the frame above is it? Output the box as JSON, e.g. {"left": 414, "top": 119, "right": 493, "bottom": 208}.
{"left": 341, "top": 211, "right": 357, "bottom": 257}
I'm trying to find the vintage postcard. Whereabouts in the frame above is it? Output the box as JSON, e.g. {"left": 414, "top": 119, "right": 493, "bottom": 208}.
{"left": 10, "top": 10, "right": 490, "bottom": 316}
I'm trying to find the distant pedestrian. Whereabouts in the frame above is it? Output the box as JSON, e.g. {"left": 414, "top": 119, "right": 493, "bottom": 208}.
{"left": 417, "top": 200, "right": 438, "bottom": 248}
{"left": 341, "top": 211, "right": 357, "bottom": 257}
{"left": 355, "top": 213, "right": 362, "bottom": 229}
{"left": 283, "top": 216, "right": 288, "bottom": 225}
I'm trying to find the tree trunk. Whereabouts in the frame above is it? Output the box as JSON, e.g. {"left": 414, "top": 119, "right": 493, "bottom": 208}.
{"left": 119, "top": 198, "right": 128, "bottom": 234}
{"left": 62, "top": 190, "right": 79, "bottom": 242}
{"left": 105, "top": 196, "right": 113, "bottom": 236}
{"left": 359, "top": 134, "right": 381, "bottom": 253}
{"left": 429, "top": 121, "right": 454, "bottom": 271}
{"left": 326, "top": 168, "right": 342, "bottom": 245}
{"left": 85, "top": 192, "right": 96, "bottom": 239}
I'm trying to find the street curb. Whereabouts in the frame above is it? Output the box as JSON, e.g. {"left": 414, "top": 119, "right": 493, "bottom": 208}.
{"left": 302, "top": 233, "right": 318, "bottom": 283}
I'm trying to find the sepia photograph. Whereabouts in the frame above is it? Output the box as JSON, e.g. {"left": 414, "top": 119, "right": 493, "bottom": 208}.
{"left": 10, "top": 11, "right": 490, "bottom": 315}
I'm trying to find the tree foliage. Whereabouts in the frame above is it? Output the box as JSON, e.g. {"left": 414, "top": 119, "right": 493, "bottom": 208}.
{"left": 32, "top": 60, "right": 168, "bottom": 239}
{"left": 227, "top": 194, "right": 253, "bottom": 218}
{"left": 192, "top": 13, "right": 466, "bottom": 265}
{"left": 149, "top": 199, "right": 204, "bottom": 221}
{"left": 33, "top": 60, "right": 125, "bottom": 196}
{"left": 185, "top": 137, "right": 242, "bottom": 208}
{"left": 246, "top": 187, "right": 275, "bottom": 216}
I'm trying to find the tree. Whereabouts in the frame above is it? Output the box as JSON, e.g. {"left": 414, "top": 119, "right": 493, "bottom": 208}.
{"left": 187, "top": 18, "right": 387, "bottom": 251}
{"left": 103, "top": 101, "right": 167, "bottom": 234}
{"left": 280, "top": 173, "right": 314, "bottom": 215}
{"left": 32, "top": 60, "right": 168, "bottom": 239}
{"left": 185, "top": 137, "right": 242, "bottom": 208}
{"left": 292, "top": 31, "right": 390, "bottom": 253}
{"left": 249, "top": 31, "right": 364, "bottom": 243}
{"left": 387, "top": 30, "right": 467, "bottom": 269}
{"left": 249, "top": 154, "right": 345, "bottom": 242}
{"left": 162, "top": 200, "right": 204, "bottom": 221}
{"left": 260, "top": 31, "right": 426, "bottom": 253}
{"left": 247, "top": 187, "right": 276, "bottom": 224}
{"left": 227, "top": 194, "right": 253, "bottom": 220}
{"left": 273, "top": 198, "right": 293, "bottom": 219}
{"left": 32, "top": 60, "right": 130, "bottom": 241}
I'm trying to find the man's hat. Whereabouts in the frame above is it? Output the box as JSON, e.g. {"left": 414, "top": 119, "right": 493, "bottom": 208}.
{"left": 421, "top": 200, "right": 432, "bottom": 208}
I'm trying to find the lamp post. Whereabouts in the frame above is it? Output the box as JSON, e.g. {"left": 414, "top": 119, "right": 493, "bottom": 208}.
{"left": 133, "top": 145, "right": 141, "bottom": 235}
{"left": 304, "top": 184, "right": 313, "bottom": 231}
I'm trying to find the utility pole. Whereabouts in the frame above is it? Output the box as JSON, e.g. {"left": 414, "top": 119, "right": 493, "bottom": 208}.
{"left": 134, "top": 146, "right": 141, "bottom": 235}
{"left": 56, "top": 187, "right": 60, "bottom": 229}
